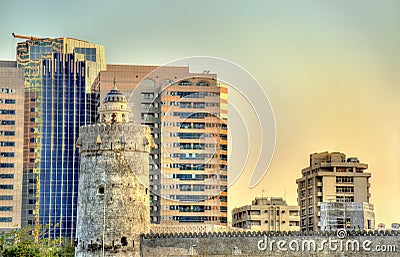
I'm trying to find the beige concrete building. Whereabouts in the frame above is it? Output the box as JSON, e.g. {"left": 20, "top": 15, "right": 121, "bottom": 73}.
{"left": 232, "top": 197, "right": 300, "bottom": 231}
{"left": 296, "top": 151, "right": 373, "bottom": 231}
{"left": 91, "top": 65, "right": 228, "bottom": 226}
{"left": 0, "top": 61, "right": 24, "bottom": 231}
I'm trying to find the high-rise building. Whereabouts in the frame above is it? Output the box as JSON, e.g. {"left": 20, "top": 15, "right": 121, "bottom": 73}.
{"left": 16, "top": 37, "right": 106, "bottom": 238}
{"left": 296, "top": 151, "right": 374, "bottom": 231}
{"left": 0, "top": 61, "right": 24, "bottom": 231}
{"left": 232, "top": 197, "right": 300, "bottom": 231}
{"left": 92, "top": 64, "right": 228, "bottom": 226}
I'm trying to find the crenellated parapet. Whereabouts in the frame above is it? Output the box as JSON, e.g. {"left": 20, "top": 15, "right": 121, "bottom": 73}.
{"left": 141, "top": 229, "right": 400, "bottom": 239}
{"left": 140, "top": 230, "right": 400, "bottom": 257}
{"left": 76, "top": 123, "right": 155, "bottom": 153}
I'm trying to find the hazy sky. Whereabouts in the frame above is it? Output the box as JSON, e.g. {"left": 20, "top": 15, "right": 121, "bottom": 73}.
{"left": 1, "top": 1, "right": 399, "bottom": 226}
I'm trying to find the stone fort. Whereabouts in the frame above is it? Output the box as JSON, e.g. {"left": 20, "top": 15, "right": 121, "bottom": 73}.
{"left": 75, "top": 86, "right": 399, "bottom": 256}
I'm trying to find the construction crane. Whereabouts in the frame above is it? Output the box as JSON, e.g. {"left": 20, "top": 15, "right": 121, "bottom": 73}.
{"left": 12, "top": 33, "right": 41, "bottom": 40}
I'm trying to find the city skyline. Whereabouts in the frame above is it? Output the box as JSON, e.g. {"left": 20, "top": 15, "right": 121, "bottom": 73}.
{"left": 0, "top": 0, "right": 399, "bottom": 227}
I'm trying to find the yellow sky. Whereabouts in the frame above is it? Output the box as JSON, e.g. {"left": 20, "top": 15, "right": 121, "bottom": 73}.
{"left": 1, "top": 0, "right": 399, "bottom": 227}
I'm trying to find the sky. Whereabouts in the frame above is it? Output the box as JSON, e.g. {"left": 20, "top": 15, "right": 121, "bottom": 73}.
{"left": 1, "top": 0, "right": 399, "bottom": 226}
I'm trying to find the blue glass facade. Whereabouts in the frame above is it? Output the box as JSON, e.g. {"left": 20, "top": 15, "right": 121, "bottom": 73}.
{"left": 17, "top": 38, "right": 105, "bottom": 239}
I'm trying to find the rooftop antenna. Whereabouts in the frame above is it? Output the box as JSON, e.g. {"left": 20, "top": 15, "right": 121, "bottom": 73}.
{"left": 113, "top": 76, "right": 118, "bottom": 89}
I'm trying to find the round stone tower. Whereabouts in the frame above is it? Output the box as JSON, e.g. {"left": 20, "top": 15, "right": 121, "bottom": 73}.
{"left": 75, "top": 83, "right": 154, "bottom": 257}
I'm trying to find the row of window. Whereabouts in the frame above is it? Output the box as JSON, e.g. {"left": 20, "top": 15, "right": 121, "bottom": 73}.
{"left": 140, "top": 103, "right": 158, "bottom": 109}
{"left": 0, "top": 152, "right": 14, "bottom": 157}
{"left": 177, "top": 80, "right": 211, "bottom": 87}
{"left": 0, "top": 131, "right": 15, "bottom": 136}
{"left": 336, "top": 196, "right": 355, "bottom": 202}
{"left": 170, "top": 195, "right": 226, "bottom": 202}
{"left": 0, "top": 195, "right": 13, "bottom": 200}
{"left": 178, "top": 184, "right": 211, "bottom": 192}
{"left": 1, "top": 120, "right": 15, "bottom": 125}
{"left": 171, "top": 112, "right": 216, "bottom": 119}
{"left": 336, "top": 186, "right": 354, "bottom": 193}
{"left": 162, "top": 122, "right": 224, "bottom": 128}
{"left": 179, "top": 102, "right": 205, "bottom": 109}
{"left": 0, "top": 217, "right": 12, "bottom": 222}
{"left": 171, "top": 153, "right": 215, "bottom": 160}
{"left": 172, "top": 216, "right": 219, "bottom": 222}
{"left": 169, "top": 205, "right": 211, "bottom": 212}
{"left": 0, "top": 185, "right": 13, "bottom": 189}
{"left": 0, "top": 88, "right": 16, "bottom": 94}
{"left": 141, "top": 93, "right": 154, "bottom": 100}
{"left": 0, "top": 99, "right": 15, "bottom": 104}
{"left": 167, "top": 163, "right": 212, "bottom": 170}
{"left": 165, "top": 92, "right": 218, "bottom": 98}
{"left": 162, "top": 101, "right": 219, "bottom": 107}
{"left": 0, "top": 163, "right": 14, "bottom": 168}
{"left": 169, "top": 173, "right": 218, "bottom": 181}
{"left": 336, "top": 176, "right": 354, "bottom": 183}
{"left": 0, "top": 206, "right": 12, "bottom": 211}
{"left": 0, "top": 110, "right": 15, "bottom": 115}
{"left": 175, "top": 132, "right": 217, "bottom": 139}
{"left": 0, "top": 174, "right": 14, "bottom": 178}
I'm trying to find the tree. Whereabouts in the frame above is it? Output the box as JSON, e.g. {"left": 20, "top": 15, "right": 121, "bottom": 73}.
{"left": 0, "top": 225, "right": 75, "bottom": 257}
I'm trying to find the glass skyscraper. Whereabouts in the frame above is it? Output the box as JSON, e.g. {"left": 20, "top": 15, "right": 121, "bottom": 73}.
{"left": 16, "top": 37, "right": 106, "bottom": 238}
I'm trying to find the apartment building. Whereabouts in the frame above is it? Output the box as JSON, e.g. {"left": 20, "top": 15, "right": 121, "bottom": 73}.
{"left": 296, "top": 151, "right": 374, "bottom": 231}
{"left": 232, "top": 197, "right": 300, "bottom": 231}
{"left": 91, "top": 65, "right": 228, "bottom": 226}
{"left": 0, "top": 61, "right": 24, "bottom": 231}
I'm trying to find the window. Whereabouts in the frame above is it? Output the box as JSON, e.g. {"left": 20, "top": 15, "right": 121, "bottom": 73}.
{"left": 0, "top": 217, "right": 12, "bottom": 222}
{"left": 0, "top": 195, "right": 13, "bottom": 200}
{"left": 336, "top": 176, "right": 354, "bottom": 183}
{"left": 141, "top": 93, "right": 154, "bottom": 100}
{"left": 0, "top": 152, "right": 14, "bottom": 157}
{"left": 336, "top": 186, "right": 354, "bottom": 193}
{"left": 0, "top": 88, "right": 15, "bottom": 94}
{"left": 0, "top": 185, "right": 13, "bottom": 190}
{"left": 0, "top": 131, "right": 15, "bottom": 136}
{"left": 1, "top": 120, "right": 15, "bottom": 125}
{"left": 141, "top": 103, "right": 153, "bottom": 110}
{"left": 0, "top": 163, "right": 14, "bottom": 168}
{"left": 178, "top": 80, "right": 192, "bottom": 86}
{"left": 0, "top": 110, "right": 15, "bottom": 115}
{"left": 0, "top": 206, "right": 12, "bottom": 211}
{"left": 196, "top": 81, "right": 210, "bottom": 86}
{"left": 141, "top": 113, "right": 154, "bottom": 121}
{"left": 0, "top": 99, "right": 16, "bottom": 104}
{"left": 121, "top": 237, "right": 128, "bottom": 246}
{"left": 0, "top": 174, "right": 14, "bottom": 179}
{"left": 336, "top": 196, "right": 354, "bottom": 202}
{"left": 0, "top": 142, "right": 14, "bottom": 147}
{"left": 98, "top": 185, "right": 105, "bottom": 195}
{"left": 193, "top": 102, "right": 205, "bottom": 108}
{"left": 75, "top": 48, "right": 97, "bottom": 62}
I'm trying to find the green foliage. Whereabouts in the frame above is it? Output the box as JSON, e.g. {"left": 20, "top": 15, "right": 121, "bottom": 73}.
{"left": 0, "top": 225, "right": 75, "bottom": 257}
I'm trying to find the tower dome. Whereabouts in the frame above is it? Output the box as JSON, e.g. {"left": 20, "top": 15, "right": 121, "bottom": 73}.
{"left": 98, "top": 78, "right": 130, "bottom": 124}
{"left": 104, "top": 87, "right": 127, "bottom": 103}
